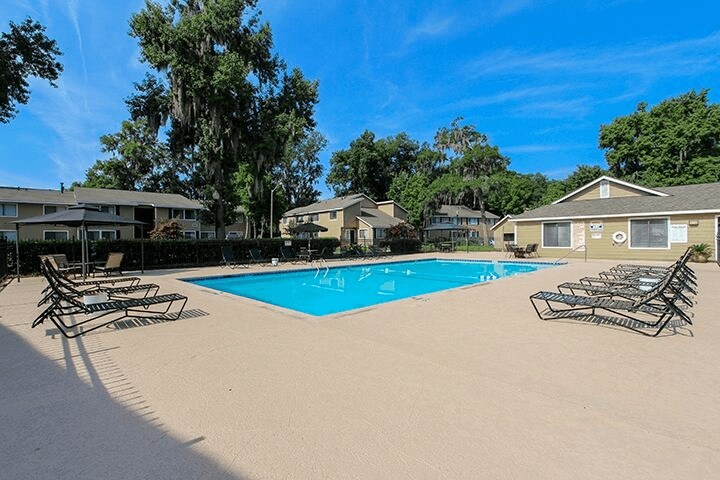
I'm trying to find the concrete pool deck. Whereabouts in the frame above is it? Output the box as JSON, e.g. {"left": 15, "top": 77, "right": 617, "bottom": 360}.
{"left": 1, "top": 252, "right": 719, "bottom": 479}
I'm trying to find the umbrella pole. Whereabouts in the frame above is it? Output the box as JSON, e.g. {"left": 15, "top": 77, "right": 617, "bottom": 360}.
{"left": 15, "top": 224, "right": 20, "bottom": 283}
{"left": 141, "top": 225, "right": 145, "bottom": 274}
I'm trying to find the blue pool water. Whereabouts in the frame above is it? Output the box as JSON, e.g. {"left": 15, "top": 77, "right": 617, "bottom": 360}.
{"left": 185, "top": 259, "right": 556, "bottom": 316}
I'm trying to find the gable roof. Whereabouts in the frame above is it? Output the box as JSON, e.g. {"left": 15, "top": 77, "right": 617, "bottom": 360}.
{"left": 552, "top": 175, "right": 668, "bottom": 204}
{"left": 73, "top": 187, "right": 202, "bottom": 209}
{"left": 0, "top": 186, "right": 76, "bottom": 205}
{"left": 356, "top": 208, "right": 404, "bottom": 228}
{"left": 512, "top": 181, "right": 720, "bottom": 221}
{"left": 375, "top": 200, "right": 408, "bottom": 213}
{"left": 434, "top": 205, "right": 500, "bottom": 219}
{"left": 283, "top": 193, "right": 370, "bottom": 216}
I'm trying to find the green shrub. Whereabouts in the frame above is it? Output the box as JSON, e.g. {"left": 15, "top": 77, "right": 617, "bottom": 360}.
{"left": 380, "top": 238, "right": 422, "bottom": 254}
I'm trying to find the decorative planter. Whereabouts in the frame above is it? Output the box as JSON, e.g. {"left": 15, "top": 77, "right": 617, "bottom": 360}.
{"left": 691, "top": 253, "right": 709, "bottom": 263}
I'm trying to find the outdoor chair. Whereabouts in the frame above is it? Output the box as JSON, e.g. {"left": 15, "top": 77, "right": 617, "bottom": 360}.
{"left": 280, "top": 245, "right": 300, "bottom": 264}
{"left": 249, "top": 248, "right": 268, "bottom": 266}
{"left": 221, "top": 246, "right": 248, "bottom": 269}
{"left": 46, "top": 253, "right": 82, "bottom": 277}
{"left": 369, "top": 245, "right": 389, "bottom": 258}
{"left": 35, "top": 259, "right": 186, "bottom": 338}
{"left": 504, "top": 243, "right": 519, "bottom": 258}
{"left": 529, "top": 259, "right": 693, "bottom": 336}
{"left": 94, "top": 252, "right": 125, "bottom": 277}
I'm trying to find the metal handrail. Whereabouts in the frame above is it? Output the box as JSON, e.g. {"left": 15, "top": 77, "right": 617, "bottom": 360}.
{"left": 554, "top": 244, "right": 587, "bottom": 264}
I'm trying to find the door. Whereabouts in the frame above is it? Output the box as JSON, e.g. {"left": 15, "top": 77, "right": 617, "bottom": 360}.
{"left": 134, "top": 207, "right": 155, "bottom": 239}
{"left": 349, "top": 229, "right": 356, "bottom": 244}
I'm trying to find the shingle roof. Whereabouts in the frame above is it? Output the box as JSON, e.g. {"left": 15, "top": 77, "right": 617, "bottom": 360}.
{"left": 512, "top": 181, "right": 720, "bottom": 220}
{"left": 357, "top": 208, "right": 404, "bottom": 228}
{"left": 434, "top": 205, "right": 500, "bottom": 219}
{"left": 73, "top": 187, "right": 202, "bottom": 209}
{"left": 283, "top": 194, "right": 368, "bottom": 216}
{"left": 0, "top": 187, "right": 76, "bottom": 205}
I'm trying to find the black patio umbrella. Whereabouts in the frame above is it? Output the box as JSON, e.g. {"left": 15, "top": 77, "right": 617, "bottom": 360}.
{"left": 292, "top": 222, "right": 328, "bottom": 250}
{"left": 12, "top": 204, "right": 146, "bottom": 280}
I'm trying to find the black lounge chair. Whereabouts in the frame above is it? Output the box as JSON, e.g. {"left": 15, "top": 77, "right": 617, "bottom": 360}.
{"left": 221, "top": 246, "right": 248, "bottom": 269}
{"left": 280, "top": 245, "right": 300, "bottom": 264}
{"left": 249, "top": 248, "right": 268, "bottom": 266}
{"left": 529, "top": 260, "right": 692, "bottom": 336}
{"left": 35, "top": 260, "right": 186, "bottom": 338}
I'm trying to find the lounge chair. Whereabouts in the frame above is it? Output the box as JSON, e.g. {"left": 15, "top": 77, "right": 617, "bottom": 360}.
{"left": 221, "top": 246, "right": 248, "bottom": 269}
{"left": 280, "top": 245, "right": 300, "bottom": 264}
{"left": 249, "top": 248, "right": 268, "bottom": 266}
{"left": 529, "top": 260, "right": 692, "bottom": 336}
{"left": 35, "top": 259, "right": 186, "bottom": 338}
{"left": 94, "top": 252, "right": 125, "bottom": 277}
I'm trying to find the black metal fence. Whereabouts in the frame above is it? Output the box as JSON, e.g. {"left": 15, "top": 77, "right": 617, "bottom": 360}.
{"left": 0, "top": 239, "right": 7, "bottom": 278}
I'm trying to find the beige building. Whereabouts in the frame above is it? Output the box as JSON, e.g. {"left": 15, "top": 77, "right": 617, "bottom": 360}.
{"left": 0, "top": 186, "right": 247, "bottom": 241}
{"left": 280, "top": 194, "right": 408, "bottom": 245}
{"left": 424, "top": 205, "right": 500, "bottom": 244}
{"left": 495, "top": 175, "right": 720, "bottom": 261}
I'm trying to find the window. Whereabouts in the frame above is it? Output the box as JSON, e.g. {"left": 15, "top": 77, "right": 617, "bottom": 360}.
{"left": 87, "top": 230, "right": 117, "bottom": 241}
{"left": 630, "top": 218, "right": 668, "bottom": 248}
{"left": 431, "top": 216, "right": 442, "bottom": 224}
{"left": 376, "top": 228, "right": 386, "bottom": 239}
{"left": 0, "top": 203, "right": 18, "bottom": 217}
{"left": 599, "top": 180, "right": 609, "bottom": 199}
{"left": 468, "top": 218, "right": 479, "bottom": 225}
{"left": 0, "top": 230, "right": 17, "bottom": 241}
{"left": 309, "top": 213, "right": 319, "bottom": 222}
{"left": 172, "top": 209, "right": 196, "bottom": 220}
{"left": 297, "top": 215, "right": 305, "bottom": 223}
{"left": 182, "top": 231, "right": 197, "bottom": 239}
{"left": 44, "top": 205, "right": 58, "bottom": 215}
{"left": 200, "top": 231, "right": 216, "bottom": 239}
{"left": 543, "top": 222, "right": 571, "bottom": 247}
{"left": 329, "top": 211, "right": 337, "bottom": 220}
{"left": 344, "top": 230, "right": 353, "bottom": 241}
{"left": 44, "top": 230, "right": 69, "bottom": 241}
{"left": 359, "top": 229, "right": 368, "bottom": 239}
{"left": 96, "top": 205, "right": 116, "bottom": 215}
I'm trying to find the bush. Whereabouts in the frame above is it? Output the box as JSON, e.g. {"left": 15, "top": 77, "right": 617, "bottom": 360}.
{"left": 8, "top": 237, "right": 341, "bottom": 275}
{"left": 380, "top": 238, "right": 422, "bottom": 254}
{"left": 149, "top": 219, "right": 183, "bottom": 239}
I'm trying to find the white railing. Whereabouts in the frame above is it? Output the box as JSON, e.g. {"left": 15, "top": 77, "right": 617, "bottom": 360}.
{"left": 554, "top": 244, "right": 587, "bottom": 264}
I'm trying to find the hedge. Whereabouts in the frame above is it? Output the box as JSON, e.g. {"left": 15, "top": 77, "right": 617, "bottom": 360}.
{"left": 6, "top": 237, "right": 341, "bottom": 275}
{"left": 379, "top": 238, "right": 422, "bottom": 254}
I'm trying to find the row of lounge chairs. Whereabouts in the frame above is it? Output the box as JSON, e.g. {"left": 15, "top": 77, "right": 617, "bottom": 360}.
{"left": 220, "top": 245, "right": 392, "bottom": 269}
{"left": 529, "top": 248, "right": 697, "bottom": 336}
{"left": 34, "top": 257, "right": 187, "bottom": 338}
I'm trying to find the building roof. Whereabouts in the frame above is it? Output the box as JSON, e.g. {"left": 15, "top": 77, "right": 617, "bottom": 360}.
{"left": 283, "top": 194, "right": 368, "bottom": 216}
{"left": 0, "top": 186, "right": 76, "bottom": 205}
{"left": 434, "top": 205, "right": 500, "bottom": 219}
{"left": 512, "top": 181, "right": 720, "bottom": 221}
{"left": 552, "top": 175, "right": 668, "bottom": 204}
{"left": 357, "top": 208, "right": 404, "bottom": 228}
{"left": 73, "top": 187, "right": 202, "bottom": 209}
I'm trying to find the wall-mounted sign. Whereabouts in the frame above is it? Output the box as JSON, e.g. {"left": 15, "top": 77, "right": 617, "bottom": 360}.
{"left": 670, "top": 224, "right": 688, "bottom": 243}
{"left": 591, "top": 233, "right": 602, "bottom": 239}
{"left": 589, "top": 221, "right": 603, "bottom": 232}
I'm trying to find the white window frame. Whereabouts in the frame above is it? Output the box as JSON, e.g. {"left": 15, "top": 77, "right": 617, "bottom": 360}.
{"left": 359, "top": 228, "right": 368, "bottom": 239}
{"left": 43, "top": 230, "right": 69, "bottom": 241}
{"left": 628, "top": 217, "right": 670, "bottom": 250}
{"left": 172, "top": 208, "right": 196, "bottom": 220}
{"left": 329, "top": 211, "right": 337, "bottom": 220}
{"left": 182, "top": 230, "right": 197, "bottom": 239}
{"left": 375, "top": 228, "right": 386, "bottom": 239}
{"left": 310, "top": 213, "right": 319, "bottom": 222}
{"left": 0, "top": 230, "right": 17, "bottom": 241}
{"left": 43, "top": 205, "right": 59, "bottom": 215}
{"left": 297, "top": 215, "right": 305, "bottom": 223}
{"left": 468, "top": 218, "right": 479, "bottom": 225}
{"left": 0, "top": 203, "right": 18, "bottom": 217}
{"left": 87, "top": 229, "right": 117, "bottom": 241}
{"left": 541, "top": 221, "right": 572, "bottom": 249}
{"left": 599, "top": 180, "right": 610, "bottom": 199}
{"left": 344, "top": 229, "right": 353, "bottom": 241}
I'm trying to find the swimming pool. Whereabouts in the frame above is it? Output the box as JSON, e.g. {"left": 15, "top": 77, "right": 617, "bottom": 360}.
{"left": 185, "top": 259, "right": 557, "bottom": 316}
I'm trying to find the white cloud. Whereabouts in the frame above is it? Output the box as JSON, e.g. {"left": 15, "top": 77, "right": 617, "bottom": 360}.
{"left": 404, "top": 13, "right": 456, "bottom": 44}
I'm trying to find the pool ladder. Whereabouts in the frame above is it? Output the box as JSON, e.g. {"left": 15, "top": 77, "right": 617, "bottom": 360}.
{"left": 311, "top": 258, "right": 329, "bottom": 275}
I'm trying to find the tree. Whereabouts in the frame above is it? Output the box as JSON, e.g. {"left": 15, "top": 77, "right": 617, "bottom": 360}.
{"left": 130, "top": 0, "right": 318, "bottom": 238}
{"left": 486, "top": 171, "right": 549, "bottom": 216}
{"left": 600, "top": 90, "right": 720, "bottom": 186}
{"left": 538, "top": 164, "right": 608, "bottom": 204}
{"left": 276, "top": 130, "right": 326, "bottom": 209}
{"left": 433, "top": 117, "right": 509, "bottom": 245}
{"left": 0, "top": 18, "right": 63, "bottom": 123}
{"left": 327, "top": 131, "right": 420, "bottom": 200}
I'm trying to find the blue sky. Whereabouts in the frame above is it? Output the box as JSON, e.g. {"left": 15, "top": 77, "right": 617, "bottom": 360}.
{"left": 3, "top": 0, "right": 720, "bottom": 198}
